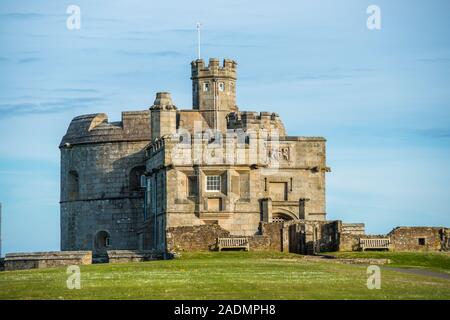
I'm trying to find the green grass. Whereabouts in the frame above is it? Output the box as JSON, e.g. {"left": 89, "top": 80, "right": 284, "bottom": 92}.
{"left": 325, "top": 251, "right": 450, "bottom": 273}
{"left": 0, "top": 251, "right": 449, "bottom": 300}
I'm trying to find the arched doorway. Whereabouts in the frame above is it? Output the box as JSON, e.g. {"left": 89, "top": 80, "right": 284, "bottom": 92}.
{"left": 272, "top": 212, "right": 296, "bottom": 223}
{"left": 94, "top": 230, "right": 110, "bottom": 255}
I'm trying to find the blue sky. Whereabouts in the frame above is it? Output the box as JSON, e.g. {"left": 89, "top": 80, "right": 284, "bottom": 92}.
{"left": 0, "top": 0, "right": 449, "bottom": 254}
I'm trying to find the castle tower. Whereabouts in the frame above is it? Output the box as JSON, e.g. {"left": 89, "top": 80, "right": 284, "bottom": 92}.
{"left": 191, "top": 58, "right": 237, "bottom": 132}
{"left": 150, "top": 92, "right": 177, "bottom": 140}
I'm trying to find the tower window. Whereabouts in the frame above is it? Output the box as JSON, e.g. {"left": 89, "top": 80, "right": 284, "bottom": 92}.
{"left": 68, "top": 170, "right": 79, "bottom": 200}
{"left": 206, "top": 175, "right": 221, "bottom": 192}
{"left": 193, "top": 83, "right": 198, "bottom": 92}
{"left": 203, "top": 82, "right": 209, "bottom": 92}
{"left": 218, "top": 82, "right": 225, "bottom": 92}
{"left": 130, "top": 166, "right": 146, "bottom": 191}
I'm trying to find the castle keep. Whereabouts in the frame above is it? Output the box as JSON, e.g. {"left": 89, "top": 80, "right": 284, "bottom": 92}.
{"left": 58, "top": 58, "right": 449, "bottom": 260}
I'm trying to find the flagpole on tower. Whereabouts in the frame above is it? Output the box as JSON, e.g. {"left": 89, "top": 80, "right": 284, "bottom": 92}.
{"left": 196, "top": 22, "right": 201, "bottom": 60}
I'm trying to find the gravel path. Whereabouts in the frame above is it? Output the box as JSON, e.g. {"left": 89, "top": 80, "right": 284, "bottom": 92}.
{"left": 382, "top": 266, "right": 450, "bottom": 280}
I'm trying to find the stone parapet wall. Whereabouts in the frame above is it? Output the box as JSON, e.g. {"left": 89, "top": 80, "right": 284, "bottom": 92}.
{"left": 4, "top": 251, "right": 92, "bottom": 271}
{"left": 60, "top": 111, "right": 151, "bottom": 146}
{"left": 106, "top": 250, "right": 163, "bottom": 263}
{"left": 341, "top": 223, "right": 365, "bottom": 235}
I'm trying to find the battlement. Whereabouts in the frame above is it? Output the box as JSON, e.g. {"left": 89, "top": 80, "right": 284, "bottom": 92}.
{"left": 227, "top": 111, "right": 286, "bottom": 136}
{"left": 191, "top": 58, "right": 237, "bottom": 79}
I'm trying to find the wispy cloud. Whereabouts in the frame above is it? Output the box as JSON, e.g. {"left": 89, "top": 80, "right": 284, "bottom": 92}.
{"left": 415, "top": 128, "right": 450, "bottom": 138}
{"left": 17, "top": 57, "right": 42, "bottom": 64}
{"left": 0, "top": 13, "right": 48, "bottom": 20}
{"left": 115, "top": 50, "right": 183, "bottom": 57}
{"left": 53, "top": 88, "right": 99, "bottom": 93}
{"left": 418, "top": 58, "right": 450, "bottom": 64}
{"left": 0, "top": 97, "right": 105, "bottom": 118}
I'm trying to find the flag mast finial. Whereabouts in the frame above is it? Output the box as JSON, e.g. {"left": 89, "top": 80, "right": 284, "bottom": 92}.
{"left": 196, "top": 22, "right": 201, "bottom": 60}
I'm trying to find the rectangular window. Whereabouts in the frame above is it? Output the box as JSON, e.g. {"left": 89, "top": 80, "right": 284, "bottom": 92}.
{"left": 218, "top": 82, "right": 225, "bottom": 92}
{"left": 203, "top": 82, "right": 209, "bottom": 92}
{"left": 418, "top": 238, "right": 426, "bottom": 246}
{"left": 140, "top": 175, "right": 147, "bottom": 188}
{"left": 188, "top": 176, "right": 198, "bottom": 197}
{"left": 206, "top": 175, "right": 221, "bottom": 192}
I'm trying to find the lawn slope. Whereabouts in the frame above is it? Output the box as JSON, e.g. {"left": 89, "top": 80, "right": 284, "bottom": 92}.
{"left": 0, "top": 251, "right": 449, "bottom": 300}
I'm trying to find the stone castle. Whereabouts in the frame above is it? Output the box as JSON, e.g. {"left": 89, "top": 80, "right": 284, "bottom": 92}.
{"left": 57, "top": 58, "right": 449, "bottom": 259}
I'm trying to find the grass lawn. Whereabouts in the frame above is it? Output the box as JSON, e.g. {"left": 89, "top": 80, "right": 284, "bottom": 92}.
{"left": 326, "top": 251, "right": 450, "bottom": 273}
{"left": 0, "top": 251, "right": 449, "bottom": 300}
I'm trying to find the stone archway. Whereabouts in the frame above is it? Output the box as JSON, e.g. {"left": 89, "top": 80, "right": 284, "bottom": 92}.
{"left": 94, "top": 230, "right": 110, "bottom": 255}
{"left": 272, "top": 208, "right": 297, "bottom": 222}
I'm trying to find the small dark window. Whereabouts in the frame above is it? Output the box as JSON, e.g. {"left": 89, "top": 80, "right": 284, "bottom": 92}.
{"left": 188, "top": 176, "right": 198, "bottom": 197}
{"left": 130, "top": 166, "right": 146, "bottom": 191}
{"left": 418, "top": 238, "right": 426, "bottom": 246}
{"left": 68, "top": 170, "right": 79, "bottom": 200}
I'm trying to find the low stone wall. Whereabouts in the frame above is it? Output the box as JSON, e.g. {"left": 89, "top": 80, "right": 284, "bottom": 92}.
{"left": 167, "top": 223, "right": 280, "bottom": 252}
{"left": 339, "top": 234, "right": 360, "bottom": 251}
{"left": 107, "top": 250, "right": 163, "bottom": 263}
{"left": 338, "top": 222, "right": 366, "bottom": 251}
{"left": 167, "top": 224, "right": 231, "bottom": 252}
{"left": 4, "top": 251, "right": 92, "bottom": 271}
{"left": 388, "top": 227, "right": 446, "bottom": 252}
{"left": 167, "top": 221, "right": 341, "bottom": 254}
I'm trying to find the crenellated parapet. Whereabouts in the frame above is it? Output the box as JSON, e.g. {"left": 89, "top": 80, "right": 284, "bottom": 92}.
{"left": 227, "top": 111, "right": 286, "bottom": 136}
{"left": 191, "top": 58, "right": 237, "bottom": 80}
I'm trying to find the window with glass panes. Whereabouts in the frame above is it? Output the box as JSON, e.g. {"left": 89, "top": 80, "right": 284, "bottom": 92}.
{"left": 206, "top": 175, "right": 221, "bottom": 191}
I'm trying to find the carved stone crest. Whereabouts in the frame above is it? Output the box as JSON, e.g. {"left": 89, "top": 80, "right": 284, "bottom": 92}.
{"left": 268, "top": 147, "right": 290, "bottom": 162}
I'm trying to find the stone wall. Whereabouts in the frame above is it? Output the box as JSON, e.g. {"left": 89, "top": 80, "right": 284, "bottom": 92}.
{"left": 106, "top": 250, "right": 163, "bottom": 263}
{"left": 338, "top": 223, "right": 366, "bottom": 251}
{"left": 287, "top": 220, "right": 340, "bottom": 254}
{"left": 166, "top": 220, "right": 341, "bottom": 254}
{"left": 4, "top": 251, "right": 92, "bottom": 271}
{"left": 167, "top": 224, "right": 231, "bottom": 252}
{"left": 388, "top": 227, "right": 447, "bottom": 252}
{"left": 60, "top": 118, "right": 150, "bottom": 253}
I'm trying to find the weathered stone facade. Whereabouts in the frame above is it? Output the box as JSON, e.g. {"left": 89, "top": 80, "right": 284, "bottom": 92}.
{"left": 60, "top": 112, "right": 150, "bottom": 256}
{"left": 58, "top": 58, "right": 448, "bottom": 258}
{"left": 59, "top": 58, "right": 331, "bottom": 256}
